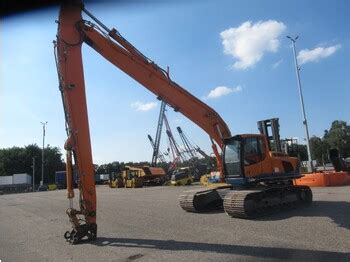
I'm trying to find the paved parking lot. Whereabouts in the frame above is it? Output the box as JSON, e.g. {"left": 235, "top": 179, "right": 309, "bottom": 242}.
{"left": 0, "top": 185, "right": 349, "bottom": 261}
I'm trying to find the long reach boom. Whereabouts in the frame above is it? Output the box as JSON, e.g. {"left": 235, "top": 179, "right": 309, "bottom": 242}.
{"left": 55, "top": 1, "right": 230, "bottom": 243}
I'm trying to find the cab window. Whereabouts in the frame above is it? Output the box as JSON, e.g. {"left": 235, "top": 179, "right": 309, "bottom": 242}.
{"left": 244, "top": 138, "right": 262, "bottom": 166}
{"left": 258, "top": 138, "right": 266, "bottom": 160}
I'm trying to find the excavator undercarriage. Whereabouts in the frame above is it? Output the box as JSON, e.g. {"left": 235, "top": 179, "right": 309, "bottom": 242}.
{"left": 180, "top": 183, "right": 312, "bottom": 218}
{"left": 180, "top": 120, "right": 313, "bottom": 219}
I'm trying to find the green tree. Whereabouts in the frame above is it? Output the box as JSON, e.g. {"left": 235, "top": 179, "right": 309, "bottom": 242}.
{"left": 284, "top": 141, "right": 308, "bottom": 161}
{"left": 323, "top": 120, "right": 350, "bottom": 158}
{"left": 0, "top": 144, "right": 65, "bottom": 184}
{"left": 293, "top": 144, "right": 308, "bottom": 161}
{"left": 310, "top": 136, "right": 330, "bottom": 164}
{"left": 43, "top": 145, "right": 66, "bottom": 183}
{"left": 309, "top": 120, "right": 350, "bottom": 165}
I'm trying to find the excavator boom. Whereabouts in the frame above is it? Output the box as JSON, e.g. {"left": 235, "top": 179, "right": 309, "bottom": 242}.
{"left": 55, "top": 3, "right": 97, "bottom": 243}
{"left": 79, "top": 20, "right": 231, "bottom": 146}
{"left": 55, "top": 2, "right": 231, "bottom": 243}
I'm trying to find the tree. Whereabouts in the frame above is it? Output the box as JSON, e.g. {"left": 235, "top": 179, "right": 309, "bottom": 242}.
{"left": 294, "top": 144, "right": 308, "bottom": 161}
{"left": 43, "top": 145, "right": 66, "bottom": 183}
{"left": 309, "top": 120, "right": 350, "bottom": 165}
{"left": 95, "top": 161, "right": 124, "bottom": 175}
{"left": 310, "top": 136, "right": 330, "bottom": 164}
{"left": 323, "top": 120, "right": 350, "bottom": 158}
{"left": 0, "top": 144, "right": 65, "bottom": 184}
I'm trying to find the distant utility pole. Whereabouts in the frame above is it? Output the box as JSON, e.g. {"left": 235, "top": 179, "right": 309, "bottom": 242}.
{"left": 287, "top": 35, "right": 313, "bottom": 172}
{"left": 40, "top": 121, "right": 48, "bottom": 185}
{"left": 32, "top": 157, "right": 36, "bottom": 192}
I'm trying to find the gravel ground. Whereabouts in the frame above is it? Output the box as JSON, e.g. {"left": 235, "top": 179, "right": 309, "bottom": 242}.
{"left": 0, "top": 185, "right": 349, "bottom": 262}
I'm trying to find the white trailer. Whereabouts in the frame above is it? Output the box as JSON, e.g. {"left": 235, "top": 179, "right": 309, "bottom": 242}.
{"left": 13, "top": 173, "right": 32, "bottom": 185}
{"left": 0, "top": 176, "right": 13, "bottom": 185}
{"left": 99, "top": 174, "right": 110, "bottom": 181}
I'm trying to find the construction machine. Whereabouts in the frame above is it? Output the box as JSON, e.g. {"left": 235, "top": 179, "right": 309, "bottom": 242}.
{"left": 109, "top": 173, "right": 123, "bottom": 188}
{"left": 108, "top": 166, "right": 167, "bottom": 188}
{"left": 55, "top": 2, "right": 312, "bottom": 244}
{"left": 142, "top": 166, "right": 167, "bottom": 186}
{"left": 149, "top": 101, "right": 167, "bottom": 166}
{"left": 329, "top": 148, "right": 350, "bottom": 173}
{"left": 171, "top": 168, "right": 194, "bottom": 186}
{"left": 176, "top": 126, "right": 213, "bottom": 180}
{"left": 120, "top": 166, "right": 166, "bottom": 188}
{"left": 122, "top": 167, "right": 144, "bottom": 188}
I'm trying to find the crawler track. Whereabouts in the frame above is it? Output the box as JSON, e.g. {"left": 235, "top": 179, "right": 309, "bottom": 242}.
{"left": 179, "top": 185, "right": 312, "bottom": 218}
{"left": 179, "top": 189, "right": 224, "bottom": 212}
{"left": 223, "top": 185, "right": 312, "bottom": 218}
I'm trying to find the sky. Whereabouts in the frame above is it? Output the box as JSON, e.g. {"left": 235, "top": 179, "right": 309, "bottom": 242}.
{"left": 1, "top": 0, "right": 349, "bottom": 164}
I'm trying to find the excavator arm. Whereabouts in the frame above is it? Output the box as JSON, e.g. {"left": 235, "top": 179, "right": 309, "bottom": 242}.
{"left": 55, "top": 3, "right": 97, "bottom": 243}
{"left": 55, "top": 2, "right": 231, "bottom": 243}
{"left": 79, "top": 18, "right": 231, "bottom": 146}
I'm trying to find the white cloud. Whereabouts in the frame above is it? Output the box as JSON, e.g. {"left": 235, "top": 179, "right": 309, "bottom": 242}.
{"left": 297, "top": 44, "right": 341, "bottom": 65}
{"left": 206, "top": 86, "right": 242, "bottom": 99}
{"left": 130, "top": 101, "right": 157, "bottom": 112}
{"left": 220, "top": 20, "right": 286, "bottom": 70}
{"left": 272, "top": 59, "right": 283, "bottom": 69}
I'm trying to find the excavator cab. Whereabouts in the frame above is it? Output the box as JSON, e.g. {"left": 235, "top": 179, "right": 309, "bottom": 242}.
{"left": 223, "top": 134, "right": 301, "bottom": 187}
{"left": 223, "top": 135, "right": 265, "bottom": 186}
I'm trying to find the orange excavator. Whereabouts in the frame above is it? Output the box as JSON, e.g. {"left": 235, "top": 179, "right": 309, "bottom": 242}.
{"left": 55, "top": 1, "right": 312, "bottom": 244}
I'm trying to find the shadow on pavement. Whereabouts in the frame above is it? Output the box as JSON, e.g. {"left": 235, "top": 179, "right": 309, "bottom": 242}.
{"left": 92, "top": 237, "right": 349, "bottom": 261}
{"left": 258, "top": 201, "right": 350, "bottom": 230}
{"left": 184, "top": 200, "right": 350, "bottom": 229}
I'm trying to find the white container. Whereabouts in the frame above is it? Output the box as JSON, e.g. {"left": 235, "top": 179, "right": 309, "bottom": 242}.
{"left": 100, "top": 174, "right": 110, "bottom": 181}
{"left": 13, "top": 173, "right": 32, "bottom": 185}
{"left": 0, "top": 176, "right": 13, "bottom": 185}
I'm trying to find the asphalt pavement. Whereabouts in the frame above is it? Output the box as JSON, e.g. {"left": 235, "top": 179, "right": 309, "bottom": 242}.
{"left": 0, "top": 185, "right": 349, "bottom": 261}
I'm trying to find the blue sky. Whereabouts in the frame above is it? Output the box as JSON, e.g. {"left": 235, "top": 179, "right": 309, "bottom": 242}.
{"left": 1, "top": 0, "right": 349, "bottom": 164}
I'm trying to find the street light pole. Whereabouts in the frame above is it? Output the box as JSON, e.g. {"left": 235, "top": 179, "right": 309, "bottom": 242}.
{"left": 40, "top": 121, "right": 48, "bottom": 185}
{"left": 287, "top": 36, "right": 313, "bottom": 172}
{"left": 32, "top": 157, "right": 35, "bottom": 192}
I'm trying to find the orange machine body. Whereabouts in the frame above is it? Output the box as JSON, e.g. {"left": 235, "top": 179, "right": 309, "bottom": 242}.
{"left": 294, "top": 171, "right": 350, "bottom": 187}
{"left": 223, "top": 134, "right": 300, "bottom": 186}
{"left": 56, "top": 4, "right": 96, "bottom": 226}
